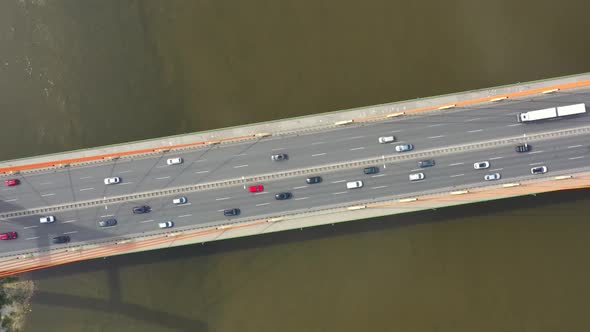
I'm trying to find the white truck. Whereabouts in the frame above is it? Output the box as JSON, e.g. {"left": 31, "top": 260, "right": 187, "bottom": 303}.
{"left": 517, "top": 103, "right": 586, "bottom": 123}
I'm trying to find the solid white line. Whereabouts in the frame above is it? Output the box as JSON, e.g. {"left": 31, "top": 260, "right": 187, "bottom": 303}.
{"left": 233, "top": 164, "right": 248, "bottom": 168}
{"left": 529, "top": 150, "right": 544, "bottom": 154}
{"left": 489, "top": 156, "right": 504, "bottom": 160}
{"left": 215, "top": 197, "right": 231, "bottom": 201}
{"left": 312, "top": 153, "right": 326, "bottom": 157}
{"left": 63, "top": 231, "right": 78, "bottom": 235}
{"left": 79, "top": 176, "right": 93, "bottom": 180}
{"left": 467, "top": 129, "right": 483, "bottom": 133}
{"left": 311, "top": 141, "right": 325, "bottom": 145}
{"left": 24, "top": 225, "right": 38, "bottom": 229}
{"left": 464, "top": 118, "right": 480, "bottom": 122}
{"left": 195, "top": 170, "right": 209, "bottom": 174}
{"left": 256, "top": 203, "right": 270, "bottom": 206}
{"left": 139, "top": 219, "right": 154, "bottom": 223}
{"left": 331, "top": 180, "right": 346, "bottom": 184}
{"left": 372, "top": 186, "right": 388, "bottom": 189}
{"left": 427, "top": 124, "right": 444, "bottom": 127}
{"left": 26, "top": 237, "right": 40, "bottom": 240}
{"left": 450, "top": 174, "right": 464, "bottom": 178}
{"left": 178, "top": 214, "right": 192, "bottom": 218}
{"left": 569, "top": 156, "right": 584, "bottom": 160}
{"left": 41, "top": 193, "right": 55, "bottom": 197}
{"left": 234, "top": 153, "right": 248, "bottom": 157}
{"left": 156, "top": 176, "right": 170, "bottom": 180}
{"left": 507, "top": 123, "right": 522, "bottom": 127}
{"left": 39, "top": 182, "right": 52, "bottom": 185}
{"left": 529, "top": 162, "right": 545, "bottom": 166}
{"left": 489, "top": 168, "right": 504, "bottom": 172}
{"left": 100, "top": 214, "right": 114, "bottom": 218}
{"left": 371, "top": 174, "right": 386, "bottom": 178}
{"left": 80, "top": 187, "right": 94, "bottom": 191}
{"left": 349, "top": 147, "right": 365, "bottom": 151}
{"left": 294, "top": 197, "right": 309, "bottom": 201}
{"left": 332, "top": 191, "right": 347, "bottom": 195}
{"left": 293, "top": 186, "right": 308, "bottom": 190}
{"left": 450, "top": 162, "right": 464, "bottom": 166}
{"left": 118, "top": 182, "right": 133, "bottom": 186}
{"left": 567, "top": 145, "right": 583, "bottom": 149}
{"left": 428, "top": 135, "right": 445, "bottom": 139}
{"left": 61, "top": 219, "right": 77, "bottom": 223}
{"left": 3, "top": 198, "right": 17, "bottom": 202}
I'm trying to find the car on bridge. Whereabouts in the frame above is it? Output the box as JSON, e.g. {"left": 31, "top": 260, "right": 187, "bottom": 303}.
{"left": 275, "top": 192, "right": 292, "bottom": 200}
{"left": 363, "top": 166, "right": 379, "bottom": 175}
{"left": 395, "top": 144, "right": 414, "bottom": 152}
{"left": 248, "top": 184, "right": 264, "bottom": 193}
{"left": 40, "top": 216, "right": 55, "bottom": 224}
{"left": 473, "top": 161, "right": 490, "bottom": 170}
{"left": 223, "top": 208, "right": 240, "bottom": 217}
{"left": 516, "top": 143, "right": 531, "bottom": 153}
{"left": 0, "top": 232, "right": 17, "bottom": 240}
{"left": 52, "top": 235, "right": 70, "bottom": 244}
{"left": 173, "top": 197, "right": 188, "bottom": 205}
{"left": 4, "top": 179, "right": 19, "bottom": 187}
{"left": 132, "top": 205, "right": 151, "bottom": 214}
{"left": 158, "top": 221, "right": 174, "bottom": 229}
{"left": 271, "top": 153, "right": 288, "bottom": 161}
{"left": 484, "top": 173, "right": 501, "bottom": 181}
{"left": 409, "top": 173, "right": 425, "bottom": 181}
{"left": 418, "top": 159, "right": 435, "bottom": 168}
{"left": 104, "top": 177, "right": 121, "bottom": 185}
{"left": 98, "top": 219, "right": 117, "bottom": 227}
{"left": 378, "top": 136, "right": 395, "bottom": 144}
{"left": 306, "top": 176, "right": 322, "bottom": 184}
{"left": 166, "top": 157, "right": 183, "bottom": 165}
{"left": 346, "top": 181, "right": 363, "bottom": 189}
{"left": 531, "top": 166, "right": 547, "bottom": 175}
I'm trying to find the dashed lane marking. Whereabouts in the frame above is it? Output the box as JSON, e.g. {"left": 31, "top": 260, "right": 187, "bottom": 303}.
{"left": 450, "top": 174, "right": 465, "bottom": 178}
{"left": 312, "top": 153, "right": 327, "bottom": 157}
{"left": 233, "top": 164, "right": 248, "bottom": 168}
{"left": 80, "top": 187, "right": 94, "bottom": 191}
{"left": 256, "top": 203, "right": 270, "bottom": 206}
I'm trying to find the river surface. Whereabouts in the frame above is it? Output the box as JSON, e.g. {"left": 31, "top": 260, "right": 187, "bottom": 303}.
{"left": 1, "top": 0, "right": 590, "bottom": 331}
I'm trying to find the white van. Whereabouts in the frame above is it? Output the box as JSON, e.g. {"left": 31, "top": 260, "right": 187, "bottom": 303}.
{"left": 346, "top": 181, "right": 363, "bottom": 189}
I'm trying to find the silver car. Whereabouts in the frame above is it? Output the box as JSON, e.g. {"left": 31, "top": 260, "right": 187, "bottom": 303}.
{"left": 378, "top": 136, "right": 395, "bottom": 144}
{"left": 484, "top": 173, "right": 501, "bottom": 181}
{"left": 395, "top": 144, "right": 414, "bottom": 152}
{"left": 473, "top": 161, "right": 490, "bottom": 170}
{"left": 158, "top": 221, "right": 174, "bottom": 229}
{"left": 104, "top": 177, "right": 121, "bottom": 185}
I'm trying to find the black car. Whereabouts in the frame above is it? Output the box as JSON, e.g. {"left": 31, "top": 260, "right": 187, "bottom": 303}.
{"left": 271, "top": 153, "right": 288, "bottom": 161}
{"left": 98, "top": 219, "right": 117, "bottom": 228}
{"left": 52, "top": 235, "right": 70, "bottom": 244}
{"left": 274, "top": 192, "right": 292, "bottom": 200}
{"left": 363, "top": 166, "right": 379, "bottom": 175}
{"left": 516, "top": 143, "right": 531, "bottom": 153}
{"left": 306, "top": 176, "right": 322, "bottom": 184}
{"left": 132, "top": 205, "right": 151, "bottom": 214}
{"left": 418, "top": 159, "right": 435, "bottom": 168}
{"left": 223, "top": 208, "right": 241, "bottom": 217}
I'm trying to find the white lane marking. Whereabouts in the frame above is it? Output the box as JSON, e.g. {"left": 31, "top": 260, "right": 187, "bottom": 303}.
{"left": 529, "top": 150, "right": 544, "bottom": 154}
{"left": 24, "top": 225, "right": 39, "bottom": 229}
{"left": 372, "top": 186, "right": 388, "bottom": 189}
{"left": 428, "top": 135, "right": 445, "bottom": 139}
{"left": 234, "top": 153, "right": 248, "bottom": 157}
{"left": 349, "top": 147, "right": 365, "bottom": 151}
{"left": 410, "top": 168, "right": 422, "bottom": 172}
{"left": 256, "top": 203, "right": 270, "bottom": 206}
{"left": 569, "top": 156, "right": 584, "bottom": 160}
{"left": 464, "top": 118, "right": 481, "bottom": 122}
{"left": 371, "top": 174, "right": 386, "bottom": 178}
{"left": 450, "top": 162, "right": 464, "bottom": 166}
{"left": 80, "top": 187, "right": 94, "bottom": 191}
{"left": 217, "top": 209, "right": 225, "bottom": 212}
{"left": 427, "top": 124, "right": 444, "bottom": 128}
{"left": 195, "top": 170, "right": 209, "bottom": 174}
{"left": 41, "top": 193, "right": 55, "bottom": 197}
{"left": 508, "top": 112, "right": 520, "bottom": 115}
{"left": 233, "top": 164, "right": 248, "bottom": 168}
{"left": 507, "top": 123, "right": 522, "bottom": 127}
{"left": 3, "top": 198, "right": 17, "bottom": 202}
{"left": 331, "top": 180, "right": 346, "bottom": 184}
{"left": 467, "top": 129, "right": 483, "bottom": 133}
{"left": 312, "top": 153, "right": 326, "bottom": 157}
{"left": 100, "top": 214, "right": 114, "bottom": 218}
{"left": 567, "top": 145, "right": 583, "bottom": 149}
{"left": 295, "top": 197, "right": 309, "bottom": 201}
{"left": 63, "top": 231, "right": 78, "bottom": 235}
{"left": 39, "top": 182, "right": 52, "bottom": 185}
{"left": 489, "top": 156, "right": 504, "bottom": 160}
{"left": 293, "top": 186, "right": 308, "bottom": 190}
{"left": 140, "top": 219, "right": 154, "bottom": 223}
{"left": 118, "top": 182, "right": 133, "bottom": 186}
{"left": 332, "top": 191, "right": 347, "bottom": 195}
{"left": 489, "top": 168, "right": 504, "bottom": 172}
{"left": 348, "top": 136, "right": 364, "bottom": 140}
{"left": 119, "top": 170, "right": 133, "bottom": 174}
{"left": 529, "top": 162, "right": 545, "bottom": 166}
{"left": 390, "top": 130, "right": 403, "bottom": 133}
{"left": 215, "top": 197, "right": 231, "bottom": 201}
{"left": 26, "top": 237, "right": 40, "bottom": 240}
{"left": 61, "top": 219, "right": 77, "bottom": 223}
{"left": 194, "top": 159, "right": 207, "bottom": 163}
{"left": 80, "top": 176, "right": 93, "bottom": 180}
{"left": 178, "top": 214, "right": 192, "bottom": 218}
{"left": 311, "top": 141, "right": 325, "bottom": 145}
{"left": 450, "top": 174, "right": 464, "bottom": 178}
{"left": 271, "top": 147, "right": 285, "bottom": 151}
{"left": 254, "top": 192, "right": 268, "bottom": 195}
{"left": 156, "top": 176, "right": 171, "bottom": 180}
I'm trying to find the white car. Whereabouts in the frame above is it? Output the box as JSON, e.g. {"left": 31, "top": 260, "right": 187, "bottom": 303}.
{"left": 104, "top": 177, "right": 121, "bottom": 185}
{"left": 484, "top": 173, "right": 501, "bottom": 181}
{"left": 40, "top": 215, "right": 55, "bottom": 224}
{"left": 172, "top": 197, "right": 188, "bottom": 205}
{"left": 395, "top": 144, "right": 414, "bottom": 152}
{"left": 158, "top": 221, "right": 174, "bottom": 229}
{"left": 378, "top": 136, "right": 395, "bottom": 144}
{"left": 531, "top": 166, "right": 548, "bottom": 175}
{"left": 346, "top": 181, "right": 363, "bottom": 189}
{"left": 473, "top": 161, "right": 490, "bottom": 170}
{"left": 166, "top": 157, "right": 183, "bottom": 165}
{"left": 409, "top": 173, "right": 425, "bottom": 181}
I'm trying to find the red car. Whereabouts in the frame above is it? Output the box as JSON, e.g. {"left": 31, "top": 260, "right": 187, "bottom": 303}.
{"left": 4, "top": 179, "right": 19, "bottom": 187}
{"left": 248, "top": 184, "right": 264, "bottom": 193}
{"left": 0, "top": 232, "right": 17, "bottom": 240}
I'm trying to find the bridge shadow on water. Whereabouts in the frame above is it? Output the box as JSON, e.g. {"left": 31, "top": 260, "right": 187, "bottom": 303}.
{"left": 27, "top": 187, "right": 590, "bottom": 331}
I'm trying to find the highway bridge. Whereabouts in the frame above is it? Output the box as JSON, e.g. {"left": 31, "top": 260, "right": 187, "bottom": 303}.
{"left": 1, "top": 73, "right": 590, "bottom": 275}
